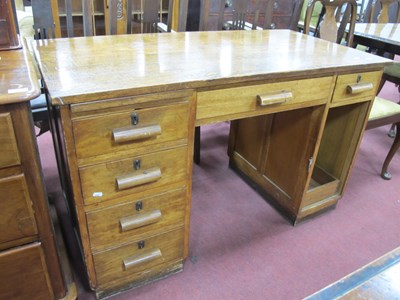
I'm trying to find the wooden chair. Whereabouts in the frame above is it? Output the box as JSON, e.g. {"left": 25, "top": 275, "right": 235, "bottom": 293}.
{"left": 304, "top": 0, "right": 358, "bottom": 46}
{"left": 199, "top": 0, "right": 273, "bottom": 31}
{"left": 106, "top": 0, "right": 187, "bottom": 34}
{"left": 366, "top": 0, "right": 400, "bottom": 22}
{"left": 289, "top": 0, "right": 305, "bottom": 31}
{"left": 366, "top": 97, "right": 400, "bottom": 179}
{"left": 366, "top": 0, "right": 400, "bottom": 141}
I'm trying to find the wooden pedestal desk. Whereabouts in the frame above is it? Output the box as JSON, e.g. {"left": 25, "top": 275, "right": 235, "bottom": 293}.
{"left": 0, "top": 46, "right": 71, "bottom": 299}
{"left": 31, "top": 30, "right": 391, "bottom": 297}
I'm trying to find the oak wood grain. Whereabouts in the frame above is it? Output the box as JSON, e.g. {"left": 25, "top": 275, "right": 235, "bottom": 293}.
{"left": 0, "top": 243, "right": 53, "bottom": 300}
{"left": 0, "top": 113, "right": 20, "bottom": 168}
{"left": 79, "top": 146, "right": 188, "bottom": 205}
{"left": 86, "top": 188, "right": 186, "bottom": 252}
{"left": 93, "top": 227, "right": 184, "bottom": 286}
{"left": 31, "top": 30, "right": 391, "bottom": 105}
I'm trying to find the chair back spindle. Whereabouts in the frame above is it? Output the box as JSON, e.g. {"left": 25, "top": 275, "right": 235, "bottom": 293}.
{"left": 31, "top": 0, "right": 57, "bottom": 39}
{"left": 304, "top": 0, "right": 357, "bottom": 46}
{"left": 369, "top": 0, "right": 400, "bottom": 22}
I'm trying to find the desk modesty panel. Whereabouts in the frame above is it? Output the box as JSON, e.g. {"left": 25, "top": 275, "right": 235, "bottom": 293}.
{"left": 32, "top": 30, "right": 391, "bottom": 297}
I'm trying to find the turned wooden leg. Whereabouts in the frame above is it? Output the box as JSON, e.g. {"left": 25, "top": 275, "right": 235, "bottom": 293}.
{"left": 194, "top": 126, "right": 201, "bottom": 164}
{"left": 381, "top": 122, "right": 400, "bottom": 180}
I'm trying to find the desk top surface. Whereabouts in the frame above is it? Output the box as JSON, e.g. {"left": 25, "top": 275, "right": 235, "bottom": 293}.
{"left": 354, "top": 23, "right": 400, "bottom": 46}
{"left": 32, "top": 30, "right": 391, "bottom": 105}
{"left": 0, "top": 46, "right": 41, "bottom": 105}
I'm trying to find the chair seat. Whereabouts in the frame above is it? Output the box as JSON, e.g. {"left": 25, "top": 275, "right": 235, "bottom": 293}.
{"left": 383, "top": 62, "right": 400, "bottom": 80}
{"left": 369, "top": 96, "right": 400, "bottom": 121}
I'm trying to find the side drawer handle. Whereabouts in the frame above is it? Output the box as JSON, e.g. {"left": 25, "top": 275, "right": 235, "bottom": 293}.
{"left": 347, "top": 82, "right": 374, "bottom": 94}
{"left": 120, "top": 209, "right": 162, "bottom": 232}
{"left": 123, "top": 248, "right": 163, "bottom": 270}
{"left": 116, "top": 167, "right": 161, "bottom": 190}
{"left": 112, "top": 124, "right": 162, "bottom": 143}
{"left": 257, "top": 90, "right": 293, "bottom": 106}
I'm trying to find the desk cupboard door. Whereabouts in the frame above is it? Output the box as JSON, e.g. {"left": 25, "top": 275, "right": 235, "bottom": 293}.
{"left": 0, "top": 242, "right": 53, "bottom": 300}
{"left": 229, "top": 105, "right": 326, "bottom": 223}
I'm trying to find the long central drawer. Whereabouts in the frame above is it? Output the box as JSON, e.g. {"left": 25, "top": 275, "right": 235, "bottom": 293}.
{"left": 196, "top": 76, "right": 334, "bottom": 123}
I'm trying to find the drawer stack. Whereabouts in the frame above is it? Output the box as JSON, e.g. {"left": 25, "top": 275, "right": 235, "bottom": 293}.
{"left": 0, "top": 104, "right": 66, "bottom": 299}
{"left": 63, "top": 92, "right": 194, "bottom": 296}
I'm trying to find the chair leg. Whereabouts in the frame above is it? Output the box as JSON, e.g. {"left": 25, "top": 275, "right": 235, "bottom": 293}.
{"left": 194, "top": 126, "right": 201, "bottom": 164}
{"left": 381, "top": 122, "right": 400, "bottom": 180}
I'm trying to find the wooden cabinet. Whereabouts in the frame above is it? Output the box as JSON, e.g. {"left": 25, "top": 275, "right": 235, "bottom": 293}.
{"left": 0, "top": 47, "right": 71, "bottom": 299}
{"left": 50, "top": 90, "right": 195, "bottom": 297}
{"left": 228, "top": 71, "right": 382, "bottom": 223}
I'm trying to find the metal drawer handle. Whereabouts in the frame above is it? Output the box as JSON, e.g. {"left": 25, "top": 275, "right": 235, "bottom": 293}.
{"left": 123, "top": 248, "right": 163, "bottom": 270}
{"left": 346, "top": 82, "right": 374, "bottom": 94}
{"left": 257, "top": 90, "right": 293, "bottom": 106}
{"left": 116, "top": 167, "right": 161, "bottom": 190}
{"left": 112, "top": 124, "right": 161, "bottom": 143}
{"left": 120, "top": 209, "right": 162, "bottom": 232}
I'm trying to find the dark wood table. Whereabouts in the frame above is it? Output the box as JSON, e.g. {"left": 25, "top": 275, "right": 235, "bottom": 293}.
{"left": 353, "top": 23, "right": 400, "bottom": 55}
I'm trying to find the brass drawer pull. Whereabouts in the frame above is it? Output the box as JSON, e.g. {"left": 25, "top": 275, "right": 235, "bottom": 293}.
{"left": 123, "top": 248, "right": 163, "bottom": 270}
{"left": 112, "top": 124, "right": 161, "bottom": 143}
{"left": 346, "top": 82, "right": 374, "bottom": 94}
{"left": 120, "top": 209, "right": 162, "bottom": 232}
{"left": 116, "top": 167, "right": 161, "bottom": 190}
{"left": 257, "top": 90, "right": 293, "bottom": 106}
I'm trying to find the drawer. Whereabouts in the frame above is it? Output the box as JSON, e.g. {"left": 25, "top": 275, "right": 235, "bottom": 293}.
{"left": 332, "top": 71, "right": 381, "bottom": 104}
{"left": 0, "top": 113, "right": 20, "bottom": 168}
{"left": 0, "top": 242, "right": 52, "bottom": 300}
{"left": 196, "top": 76, "right": 333, "bottom": 123}
{"left": 79, "top": 147, "right": 188, "bottom": 205}
{"left": 0, "top": 174, "right": 37, "bottom": 248}
{"left": 72, "top": 102, "right": 189, "bottom": 160}
{"left": 87, "top": 188, "right": 186, "bottom": 251}
{"left": 93, "top": 227, "right": 184, "bottom": 286}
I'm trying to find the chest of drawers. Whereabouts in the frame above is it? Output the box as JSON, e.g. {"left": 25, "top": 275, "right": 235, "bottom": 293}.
{"left": 0, "top": 46, "right": 72, "bottom": 300}
{"left": 0, "top": 102, "right": 67, "bottom": 299}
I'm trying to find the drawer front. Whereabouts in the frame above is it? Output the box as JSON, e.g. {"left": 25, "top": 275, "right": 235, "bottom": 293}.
{"left": 87, "top": 188, "right": 186, "bottom": 251}
{"left": 0, "top": 243, "right": 53, "bottom": 300}
{"left": 93, "top": 227, "right": 184, "bottom": 286}
{"left": 332, "top": 71, "right": 381, "bottom": 104}
{"left": 0, "top": 113, "right": 20, "bottom": 168}
{"left": 73, "top": 102, "right": 189, "bottom": 160}
{"left": 0, "top": 174, "right": 37, "bottom": 246}
{"left": 79, "top": 147, "right": 188, "bottom": 205}
{"left": 196, "top": 76, "right": 333, "bottom": 122}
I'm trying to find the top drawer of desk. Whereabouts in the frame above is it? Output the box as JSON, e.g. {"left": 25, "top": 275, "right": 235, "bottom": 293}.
{"left": 332, "top": 71, "right": 381, "bottom": 104}
{"left": 196, "top": 76, "right": 334, "bottom": 123}
{"left": 72, "top": 102, "right": 189, "bottom": 160}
